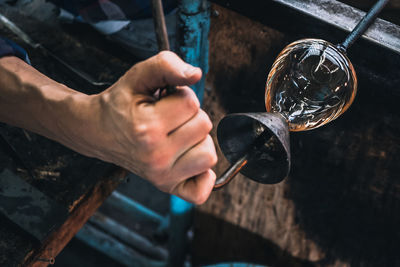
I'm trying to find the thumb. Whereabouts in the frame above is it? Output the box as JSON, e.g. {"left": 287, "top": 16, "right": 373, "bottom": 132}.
{"left": 124, "top": 51, "right": 202, "bottom": 94}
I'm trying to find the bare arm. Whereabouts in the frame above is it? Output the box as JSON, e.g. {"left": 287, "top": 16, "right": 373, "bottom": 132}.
{"left": 0, "top": 55, "right": 99, "bottom": 154}
{"left": 0, "top": 52, "right": 217, "bottom": 204}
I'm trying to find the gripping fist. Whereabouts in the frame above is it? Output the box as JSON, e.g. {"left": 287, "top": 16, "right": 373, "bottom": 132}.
{"left": 90, "top": 51, "right": 217, "bottom": 204}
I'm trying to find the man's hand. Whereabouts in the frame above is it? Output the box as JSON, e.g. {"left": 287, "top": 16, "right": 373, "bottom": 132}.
{"left": 90, "top": 51, "right": 217, "bottom": 204}
{"left": 0, "top": 52, "right": 217, "bottom": 204}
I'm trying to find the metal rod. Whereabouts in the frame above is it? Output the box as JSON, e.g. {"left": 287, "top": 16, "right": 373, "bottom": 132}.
{"left": 0, "top": 13, "right": 39, "bottom": 49}
{"left": 339, "top": 0, "right": 390, "bottom": 51}
{"left": 213, "top": 130, "right": 272, "bottom": 190}
{"left": 106, "top": 191, "right": 168, "bottom": 228}
{"left": 151, "top": 0, "right": 176, "bottom": 95}
{"left": 76, "top": 222, "right": 166, "bottom": 267}
{"left": 152, "top": 0, "right": 170, "bottom": 51}
{"left": 89, "top": 212, "right": 168, "bottom": 261}
{"left": 214, "top": 153, "right": 248, "bottom": 190}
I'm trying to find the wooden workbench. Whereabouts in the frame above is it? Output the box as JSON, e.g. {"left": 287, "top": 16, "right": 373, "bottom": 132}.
{"left": 0, "top": 8, "right": 133, "bottom": 266}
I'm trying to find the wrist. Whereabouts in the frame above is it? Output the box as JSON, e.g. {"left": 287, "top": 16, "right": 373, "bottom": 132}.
{"left": 0, "top": 56, "right": 104, "bottom": 159}
{"left": 52, "top": 92, "right": 106, "bottom": 160}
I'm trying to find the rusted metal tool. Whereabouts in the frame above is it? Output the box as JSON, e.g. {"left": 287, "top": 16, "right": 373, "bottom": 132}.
{"left": 151, "top": 0, "right": 177, "bottom": 95}
{"left": 152, "top": 0, "right": 171, "bottom": 51}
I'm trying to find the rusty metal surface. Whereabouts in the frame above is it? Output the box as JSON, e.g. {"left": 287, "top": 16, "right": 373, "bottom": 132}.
{"left": 272, "top": 0, "right": 400, "bottom": 54}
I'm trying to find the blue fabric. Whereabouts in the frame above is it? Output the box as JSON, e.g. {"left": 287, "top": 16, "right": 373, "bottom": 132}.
{"left": 0, "top": 37, "right": 30, "bottom": 64}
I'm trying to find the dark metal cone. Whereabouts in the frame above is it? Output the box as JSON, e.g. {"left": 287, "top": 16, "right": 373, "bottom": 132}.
{"left": 217, "top": 112, "right": 291, "bottom": 184}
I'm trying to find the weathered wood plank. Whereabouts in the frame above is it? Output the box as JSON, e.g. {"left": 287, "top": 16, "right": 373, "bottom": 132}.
{"left": 27, "top": 167, "right": 126, "bottom": 267}
{"left": 0, "top": 8, "right": 131, "bottom": 266}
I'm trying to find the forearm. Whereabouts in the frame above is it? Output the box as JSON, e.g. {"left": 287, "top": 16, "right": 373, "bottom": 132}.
{"left": 0, "top": 56, "right": 100, "bottom": 158}
{"left": 0, "top": 52, "right": 218, "bottom": 204}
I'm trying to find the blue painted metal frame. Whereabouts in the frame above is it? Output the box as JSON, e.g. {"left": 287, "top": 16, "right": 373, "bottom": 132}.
{"left": 106, "top": 191, "right": 169, "bottom": 232}
{"left": 77, "top": 222, "right": 166, "bottom": 267}
{"left": 168, "top": 1, "right": 210, "bottom": 266}
{"left": 177, "top": 0, "right": 210, "bottom": 103}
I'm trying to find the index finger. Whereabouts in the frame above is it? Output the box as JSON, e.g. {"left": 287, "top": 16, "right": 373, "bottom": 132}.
{"left": 126, "top": 51, "right": 202, "bottom": 95}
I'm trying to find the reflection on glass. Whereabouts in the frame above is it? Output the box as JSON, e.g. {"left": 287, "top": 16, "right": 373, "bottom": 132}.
{"left": 265, "top": 39, "right": 357, "bottom": 131}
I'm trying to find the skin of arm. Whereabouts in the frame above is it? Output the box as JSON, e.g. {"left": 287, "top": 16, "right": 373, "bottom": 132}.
{"left": 0, "top": 51, "right": 217, "bottom": 204}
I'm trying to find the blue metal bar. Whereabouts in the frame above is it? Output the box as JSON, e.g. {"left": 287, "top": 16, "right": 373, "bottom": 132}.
{"left": 177, "top": 0, "right": 210, "bottom": 103}
{"left": 76, "top": 223, "right": 166, "bottom": 267}
{"left": 168, "top": 1, "right": 210, "bottom": 266}
{"left": 106, "top": 191, "right": 169, "bottom": 231}
{"left": 168, "top": 195, "right": 194, "bottom": 266}
{"left": 88, "top": 212, "right": 168, "bottom": 261}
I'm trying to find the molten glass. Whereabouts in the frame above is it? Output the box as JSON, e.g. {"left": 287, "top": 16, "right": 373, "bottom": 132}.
{"left": 265, "top": 39, "right": 357, "bottom": 131}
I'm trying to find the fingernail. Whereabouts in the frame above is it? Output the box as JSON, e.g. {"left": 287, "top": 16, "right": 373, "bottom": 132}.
{"left": 184, "top": 65, "right": 200, "bottom": 76}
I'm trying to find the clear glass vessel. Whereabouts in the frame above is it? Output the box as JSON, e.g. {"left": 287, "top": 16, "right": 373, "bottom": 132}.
{"left": 265, "top": 39, "right": 357, "bottom": 131}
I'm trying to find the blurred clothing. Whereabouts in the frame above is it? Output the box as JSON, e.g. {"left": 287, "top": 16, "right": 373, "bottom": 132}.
{"left": 0, "top": 37, "right": 30, "bottom": 63}
{"left": 50, "top": 0, "right": 177, "bottom": 23}
{"left": 0, "top": 0, "right": 178, "bottom": 59}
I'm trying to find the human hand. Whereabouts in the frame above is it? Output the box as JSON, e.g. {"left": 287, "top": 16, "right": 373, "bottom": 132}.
{"left": 88, "top": 51, "right": 217, "bottom": 204}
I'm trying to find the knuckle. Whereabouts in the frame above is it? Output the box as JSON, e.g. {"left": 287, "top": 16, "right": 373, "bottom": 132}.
{"left": 144, "top": 164, "right": 168, "bottom": 184}
{"left": 203, "top": 150, "right": 217, "bottom": 168}
{"left": 192, "top": 189, "right": 210, "bottom": 205}
{"left": 153, "top": 152, "right": 172, "bottom": 170}
{"left": 133, "top": 123, "right": 149, "bottom": 137}
{"left": 184, "top": 93, "right": 200, "bottom": 114}
{"left": 141, "top": 135, "right": 158, "bottom": 151}
{"left": 202, "top": 136, "right": 217, "bottom": 166}
{"left": 190, "top": 171, "right": 216, "bottom": 205}
{"left": 135, "top": 124, "right": 163, "bottom": 150}
{"left": 200, "top": 111, "right": 213, "bottom": 133}
{"left": 159, "top": 185, "right": 172, "bottom": 194}
{"left": 156, "top": 51, "right": 175, "bottom": 66}
{"left": 158, "top": 50, "right": 174, "bottom": 58}
{"left": 208, "top": 151, "right": 218, "bottom": 167}
{"left": 145, "top": 152, "right": 169, "bottom": 171}
{"left": 151, "top": 176, "right": 167, "bottom": 188}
